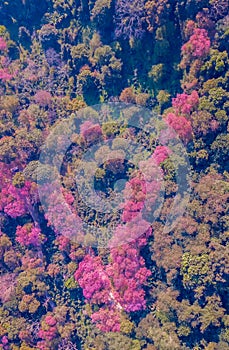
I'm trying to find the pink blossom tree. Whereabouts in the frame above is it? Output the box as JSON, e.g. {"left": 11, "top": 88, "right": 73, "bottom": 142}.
{"left": 152, "top": 145, "right": 172, "bottom": 165}
{"left": 74, "top": 237, "right": 152, "bottom": 331}
{"left": 37, "top": 314, "right": 58, "bottom": 350}
{"left": 0, "top": 181, "right": 38, "bottom": 219}
{"left": 0, "top": 54, "right": 14, "bottom": 82}
{"left": 91, "top": 306, "right": 121, "bottom": 332}
{"left": 0, "top": 335, "right": 9, "bottom": 350}
{"left": 16, "top": 224, "right": 45, "bottom": 247}
{"left": 0, "top": 37, "right": 7, "bottom": 51}
{"left": 165, "top": 113, "right": 193, "bottom": 144}
{"left": 172, "top": 90, "right": 199, "bottom": 116}
{"left": 107, "top": 244, "right": 151, "bottom": 312}
{"left": 181, "top": 28, "right": 211, "bottom": 64}
{"left": 0, "top": 69, "right": 13, "bottom": 81}
{"left": 74, "top": 254, "right": 112, "bottom": 304}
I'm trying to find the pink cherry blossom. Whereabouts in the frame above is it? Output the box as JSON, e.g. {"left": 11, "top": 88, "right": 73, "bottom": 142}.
{"left": 152, "top": 145, "right": 172, "bottom": 165}
{"left": 172, "top": 90, "right": 199, "bottom": 115}
{"left": 16, "top": 224, "right": 45, "bottom": 247}
{"left": 165, "top": 113, "right": 193, "bottom": 144}
{"left": 0, "top": 37, "right": 7, "bottom": 51}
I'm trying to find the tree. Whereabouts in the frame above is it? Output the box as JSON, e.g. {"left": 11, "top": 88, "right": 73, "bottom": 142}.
{"left": 172, "top": 91, "right": 199, "bottom": 116}
{"left": 115, "top": 0, "right": 146, "bottom": 40}
{"left": 0, "top": 37, "right": 7, "bottom": 51}
{"left": 145, "top": 0, "right": 171, "bottom": 33}
{"left": 165, "top": 113, "right": 193, "bottom": 144}
{"left": 16, "top": 224, "right": 45, "bottom": 248}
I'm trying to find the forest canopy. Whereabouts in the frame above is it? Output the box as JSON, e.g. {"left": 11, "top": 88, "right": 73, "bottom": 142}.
{"left": 0, "top": 0, "right": 229, "bottom": 349}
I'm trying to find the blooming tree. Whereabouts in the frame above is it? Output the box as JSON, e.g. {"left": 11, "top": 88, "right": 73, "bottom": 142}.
{"left": 0, "top": 181, "right": 37, "bottom": 219}
{"left": 165, "top": 113, "right": 193, "bottom": 144}
{"left": 0, "top": 37, "right": 7, "bottom": 51}
{"left": 181, "top": 28, "right": 211, "bottom": 61}
{"left": 16, "top": 224, "right": 45, "bottom": 247}
{"left": 172, "top": 91, "right": 199, "bottom": 115}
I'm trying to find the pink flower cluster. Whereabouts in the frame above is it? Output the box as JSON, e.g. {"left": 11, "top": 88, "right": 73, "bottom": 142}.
{"left": 152, "top": 145, "right": 172, "bottom": 165}
{"left": 75, "top": 246, "right": 151, "bottom": 332}
{"left": 138, "top": 156, "right": 164, "bottom": 207}
{"left": 172, "top": 91, "right": 199, "bottom": 115}
{"left": 37, "top": 315, "right": 57, "bottom": 349}
{"left": 91, "top": 307, "right": 121, "bottom": 332}
{"left": 74, "top": 254, "right": 120, "bottom": 332}
{"left": 0, "top": 182, "right": 33, "bottom": 218}
{"left": 182, "top": 28, "right": 211, "bottom": 60}
{"left": 107, "top": 245, "right": 151, "bottom": 312}
{"left": 0, "top": 45, "right": 14, "bottom": 82}
{"left": 121, "top": 200, "right": 144, "bottom": 222}
{"left": 165, "top": 113, "right": 193, "bottom": 144}
{"left": 121, "top": 152, "right": 166, "bottom": 227}
{"left": 0, "top": 69, "right": 13, "bottom": 81}
{"left": 16, "top": 224, "right": 45, "bottom": 247}
{"left": 74, "top": 254, "right": 112, "bottom": 304}
{"left": 121, "top": 177, "right": 146, "bottom": 223}
{"left": 56, "top": 235, "right": 71, "bottom": 251}
{"left": 0, "top": 37, "right": 7, "bottom": 51}
{"left": 0, "top": 335, "right": 9, "bottom": 350}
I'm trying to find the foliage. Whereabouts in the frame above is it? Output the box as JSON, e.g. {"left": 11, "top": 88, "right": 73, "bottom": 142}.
{"left": 0, "top": 1, "right": 228, "bottom": 349}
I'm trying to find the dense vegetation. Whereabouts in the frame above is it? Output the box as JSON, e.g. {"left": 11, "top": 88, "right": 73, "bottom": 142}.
{"left": 0, "top": 0, "right": 229, "bottom": 349}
